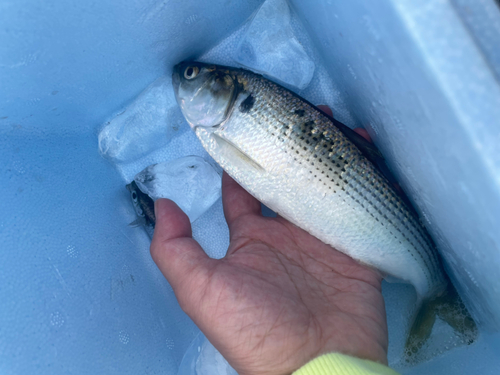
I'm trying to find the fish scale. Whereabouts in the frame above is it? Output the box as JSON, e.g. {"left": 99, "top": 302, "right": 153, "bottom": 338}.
{"left": 205, "top": 74, "right": 445, "bottom": 297}
{"left": 173, "top": 62, "right": 448, "bottom": 302}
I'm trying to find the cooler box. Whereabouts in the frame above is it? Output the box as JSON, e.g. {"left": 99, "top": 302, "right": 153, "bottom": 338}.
{"left": 1, "top": 0, "right": 499, "bottom": 374}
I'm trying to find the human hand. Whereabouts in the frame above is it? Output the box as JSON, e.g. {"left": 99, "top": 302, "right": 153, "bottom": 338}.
{"left": 150, "top": 107, "right": 388, "bottom": 375}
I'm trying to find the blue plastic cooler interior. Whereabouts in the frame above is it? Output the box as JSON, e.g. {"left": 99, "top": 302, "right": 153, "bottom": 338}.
{"left": 1, "top": 0, "right": 500, "bottom": 374}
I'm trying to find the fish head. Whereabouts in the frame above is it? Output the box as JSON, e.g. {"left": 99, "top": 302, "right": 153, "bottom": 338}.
{"left": 126, "top": 181, "right": 156, "bottom": 229}
{"left": 126, "top": 182, "right": 145, "bottom": 218}
{"left": 172, "top": 61, "right": 238, "bottom": 128}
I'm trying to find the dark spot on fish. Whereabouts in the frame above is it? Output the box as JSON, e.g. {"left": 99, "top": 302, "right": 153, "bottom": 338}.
{"left": 294, "top": 109, "right": 305, "bottom": 117}
{"left": 304, "top": 121, "right": 314, "bottom": 127}
{"left": 239, "top": 94, "right": 255, "bottom": 113}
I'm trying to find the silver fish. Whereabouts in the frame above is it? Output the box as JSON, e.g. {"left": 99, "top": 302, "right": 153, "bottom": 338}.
{"left": 172, "top": 61, "right": 476, "bottom": 355}
{"left": 126, "top": 180, "right": 155, "bottom": 238}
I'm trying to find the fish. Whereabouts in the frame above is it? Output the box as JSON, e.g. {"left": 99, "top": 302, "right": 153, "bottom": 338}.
{"left": 172, "top": 61, "right": 477, "bottom": 358}
{"left": 126, "top": 180, "right": 156, "bottom": 237}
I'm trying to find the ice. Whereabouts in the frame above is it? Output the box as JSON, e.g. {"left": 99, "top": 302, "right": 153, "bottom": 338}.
{"left": 178, "top": 333, "right": 237, "bottom": 375}
{"left": 234, "top": 0, "right": 315, "bottom": 90}
{"left": 98, "top": 76, "right": 186, "bottom": 162}
{"left": 133, "top": 156, "right": 222, "bottom": 223}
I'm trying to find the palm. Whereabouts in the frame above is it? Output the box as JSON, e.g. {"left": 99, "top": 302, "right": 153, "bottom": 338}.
{"left": 151, "top": 173, "right": 388, "bottom": 375}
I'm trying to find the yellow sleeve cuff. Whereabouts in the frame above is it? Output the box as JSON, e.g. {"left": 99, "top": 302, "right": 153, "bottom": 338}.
{"left": 293, "top": 353, "right": 400, "bottom": 375}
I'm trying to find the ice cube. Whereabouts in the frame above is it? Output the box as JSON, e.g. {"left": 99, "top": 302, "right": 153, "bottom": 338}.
{"left": 234, "top": 0, "right": 315, "bottom": 90}
{"left": 134, "top": 156, "right": 221, "bottom": 223}
{"left": 178, "top": 332, "right": 237, "bottom": 375}
{"left": 98, "top": 75, "right": 186, "bottom": 162}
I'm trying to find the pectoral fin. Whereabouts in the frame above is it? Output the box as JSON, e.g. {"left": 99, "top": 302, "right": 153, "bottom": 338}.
{"left": 212, "top": 133, "right": 265, "bottom": 173}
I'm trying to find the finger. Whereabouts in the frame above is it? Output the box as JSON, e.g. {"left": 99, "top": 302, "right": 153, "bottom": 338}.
{"left": 317, "top": 104, "right": 333, "bottom": 117}
{"left": 354, "top": 127, "right": 372, "bottom": 143}
{"left": 150, "top": 199, "right": 215, "bottom": 303}
{"left": 222, "top": 172, "right": 261, "bottom": 227}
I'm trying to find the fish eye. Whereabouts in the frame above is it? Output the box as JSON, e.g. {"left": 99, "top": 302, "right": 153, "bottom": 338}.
{"left": 131, "top": 191, "right": 138, "bottom": 203}
{"left": 184, "top": 66, "right": 199, "bottom": 80}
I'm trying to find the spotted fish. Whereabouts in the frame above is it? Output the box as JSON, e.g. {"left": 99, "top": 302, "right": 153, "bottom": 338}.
{"left": 172, "top": 61, "right": 477, "bottom": 356}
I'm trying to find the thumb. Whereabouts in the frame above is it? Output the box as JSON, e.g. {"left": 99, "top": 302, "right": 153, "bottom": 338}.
{"left": 150, "top": 199, "right": 215, "bottom": 309}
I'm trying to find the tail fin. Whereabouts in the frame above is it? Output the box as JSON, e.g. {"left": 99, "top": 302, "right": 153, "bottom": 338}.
{"left": 404, "top": 285, "right": 478, "bottom": 362}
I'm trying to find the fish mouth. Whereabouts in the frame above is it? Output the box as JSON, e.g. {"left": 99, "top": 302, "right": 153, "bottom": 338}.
{"left": 172, "top": 71, "right": 180, "bottom": 87}
{"left": 172, "top": 63, "right": 184, "bottom": 114}
{"left": 172, "top": 66, "right": 181, "bottom": 90}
